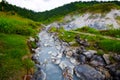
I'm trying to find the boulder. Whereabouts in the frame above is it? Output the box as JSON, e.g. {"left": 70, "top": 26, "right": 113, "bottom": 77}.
{"left": 90, "top": 55, "right": 106, "bottom": 66}
{"left": 83, "top": 50, "right": 97, "bottom": 59}
{"left": 75, "top": 64, "right": 104, "bottom": 80}
{"left": 70, "top": 58, "right": 79, "bottom": 65}
{"left": 113, "top": 54, "right": 120, "bottom": 61}
{"left": 32, "top": 68, "right": 46, "bottom": 80}
{"left": 103, "top": 54, "right": 110, "bottom": 64}
{"left": 66, "top": 50, "right": 73, "bottom": 58}
{"left": 79, "top": 54, "right": 86, "bottom": 64}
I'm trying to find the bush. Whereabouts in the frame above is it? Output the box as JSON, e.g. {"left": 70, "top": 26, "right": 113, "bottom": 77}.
{"left": 0, "top": 16, "right": 38, "bottom": 36}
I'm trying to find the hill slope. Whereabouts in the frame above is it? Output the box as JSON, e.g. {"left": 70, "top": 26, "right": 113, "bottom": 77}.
{"left": 0, "top": 1, "right": 120, "bottom": 23}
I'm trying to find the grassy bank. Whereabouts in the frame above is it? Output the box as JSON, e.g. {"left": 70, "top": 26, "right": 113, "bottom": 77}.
{"left": 49, "top": 27, "right": 120, "bottom": 54}
{"left": 0, "top": 12, "right": 41, "bottom": 80}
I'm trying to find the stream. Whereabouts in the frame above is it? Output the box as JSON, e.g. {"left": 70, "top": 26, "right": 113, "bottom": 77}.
{"left": 32, "top": 25, "right": 79, "bottom": 80}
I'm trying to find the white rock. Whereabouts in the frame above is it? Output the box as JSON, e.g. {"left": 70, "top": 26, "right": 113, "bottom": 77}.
{"left": 29, "top": 37, "right": 35, "bottom": 42}
{"left": 54, "top": 59, "right": 61, "bottom": 64}
{"left": 66, "top": 50, "right": 73, "bottom": 57}
{"left": 48, "top": 51, "right": 52, "bottom": 55}
{"left": 51, "top": 52, "right": 57, "bottom": 57}
{"left": 70, "top": 58, "right": 79, "bottom": 65}
{"left": 59, "top": 61, "right": 68, "bottom": 70}
{"left": 103, "top": 54, "right": 110, "bottom": 64}
{"left": 83, "top": 50, "right": 97, "bottom": 58}
{"left": 44, "top": 43, "right": 50, "bottom": 47}
{"left": 56, "top": 53, "right": 62, "bottom": 58}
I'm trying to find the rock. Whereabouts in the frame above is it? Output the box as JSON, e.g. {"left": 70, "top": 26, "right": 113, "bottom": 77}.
{"left": 70, "top": 58, "right": 79, "bottom": 65}
{"left": 79, "top": 54, "right": 86, "bottom": 64}
{"left": 106, "top": 64, "right": 120, "bottom": 80}
{"left": 63, "top": 67, "right": 73, "bottom": 80}
{"left": 56, "top": 53, "right": 62, "bottom": 58}
{"left": 29, "top": 37, "right": 35, "bottom": 42}
{"left": 44, "top": 43, "right": 50, "bottom": 47}
{"left": 51, "top": 52, "right": 57, "bottom": 57}
{"left": 113, "top": 54, "right": 120, "bottom": 61}
{"left": 48, "top": 51, "right": 52, "bottom": 55}
{"left": 103, "top": 54, "right": 110, "bottom": 64}
{"left": 35, "top": 47, "right": 41, "bottom": 54}
{"left": 59, "top": 61, "right": 68, "bottom": 70}
{"left": 52, "top": 58, "right": 61, "bottom": 64}
{"left": 66, "top": 50, "right": 73, "bottom": 58}
{"left": 32, "top": 68, "right": 46, "bottom": 80}
{"left": 90, "top": 55, "right": 106, "bottom": 66}
{"left": 97, "top": 67, "right": 111, "bottom": 79}
{"left": 75, "top": 64, "right": 104, "bottom": 80}
{"left": 59, "top": 61, "right": 74, "bottom": 71}
{"left": 83, "top": 50, "right": 97, "bottom": 59}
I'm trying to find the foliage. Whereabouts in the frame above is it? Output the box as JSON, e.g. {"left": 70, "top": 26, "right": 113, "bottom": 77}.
{"left": 98, "top": 39, "right": 120, "bottom": 53}
{"left": 0, "top": 13, "right": 40, "bottom": 36}
{"left": 100, "top": 29, "right": 120, "bottom": 38}
{"left": 0, "top": 33, "right": 34, "bottom": 80}
{"left": 0, "top": 13, "right": 40, "bottom": 80}
{"left": 0, "top": 1, "right": 120, "bottom": 23}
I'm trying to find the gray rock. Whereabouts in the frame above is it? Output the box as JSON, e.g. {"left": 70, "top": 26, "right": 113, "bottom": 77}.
{"left": 32, "top": 68, "right": 46, "bottom": 80}
{"left": 103, "top": 54, "right": 110, "bottom": 64}
{"left": 83, "top": 50, "right": 97, "bottom": 59}
{"left": 90, "top": 55, "right": 106, "bottom": 66}
{"left": 75, "top": 64, "right": 104, "bottom": 80}
{"left": 113, "top": 54, "right": 120, "bottom": 61}
{"left": 79, "top": 54, "right": 86, "bottom": 64}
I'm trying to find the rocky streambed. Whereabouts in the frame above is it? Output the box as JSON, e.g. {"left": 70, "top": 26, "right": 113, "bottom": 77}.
{"left": 31, "top": 25, "right": 120, "bottom": 80}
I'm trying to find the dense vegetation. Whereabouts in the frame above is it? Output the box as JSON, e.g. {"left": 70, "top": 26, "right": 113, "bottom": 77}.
{"left": 0, "top": 1, "right": 120, "bottom": 23}
{"left": 0, "top": 12, "right": 41, "bottom": 80}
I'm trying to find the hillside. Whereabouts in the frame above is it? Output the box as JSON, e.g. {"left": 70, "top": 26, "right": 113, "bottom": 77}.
{"left": 0, "top": 1, "right": 120, "bottom": 23}
{"left": 0, "top": 12, "right": 41, "bottom": 80}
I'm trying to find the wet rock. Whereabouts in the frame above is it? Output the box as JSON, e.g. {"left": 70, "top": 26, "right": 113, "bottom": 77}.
{"left": 83, "top": 50, "right": 97, "bottom": 59}
{"left": 75, "top": 47, "right": 85, "bottom": 54}
{"left": 63, "top": 67, "right": 73, "bottom": 80}
{"left": 103, "top": 54, "right": 110, "bottom": 64}
{"left": 35, "top": 47, "right": 41, "bottom": 54}
{"left": 66, "top": 50, "right": 73, "bottom": 58}
{"left": 90, "top": 55, "right": 106, "bottom": 66}
{"left": 44, "top": 43, "right": 50, "bottom": 47}
{"left": 56, "top": 53, "right": 62, "bottom": 58}
{"left": 75, "top": 64, "right": 104, "bottom": 80}
{"left": 32, "top": 68, "right": 46, "bottom": 80}
{"left": 70, "top": 58, "right": 79, "bottom": 65}
{"left": 97, "top": 67, "right": 111, "bottom": 79}
{"left": 51, "top": 58, "right": 61, "bottom": 64}
{"left": 59, "top": 61, "right": 74, "bottom": 71}
{"left": 31, "top": 55, "right": 40, "bottom": 65}
{"left": 113, "top": 54, "right": 120, "bottom": 61}
{"left": 79, "top": 54, "right": 86, "bottom": 64}
{"left": 106, "top": 64, "right": 120, "bottom": 80}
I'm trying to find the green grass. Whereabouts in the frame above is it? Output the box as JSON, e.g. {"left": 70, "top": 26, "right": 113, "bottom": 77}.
{"left": 75, "top": 26, "right": 100, "bottom": 34}
{"left": 0, "top": 33, "right": 34, "bottom": 80}
{"left": 0, "top": 12, "right": 41, "bottom": 36}
{"left": 0, "top": 12, "right": 41, "bottom": 80}
{"left": 98, "top": 39, "right": 120, "bottom": 53}
{"left": 50, "top": 27, "right": 120, "bottom": 53}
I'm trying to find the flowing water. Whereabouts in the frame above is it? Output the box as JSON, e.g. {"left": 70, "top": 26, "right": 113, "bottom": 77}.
{"left": 33, "top": 25, "right": 79, "bottom": 80}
